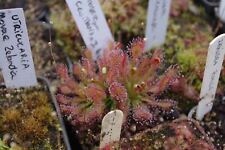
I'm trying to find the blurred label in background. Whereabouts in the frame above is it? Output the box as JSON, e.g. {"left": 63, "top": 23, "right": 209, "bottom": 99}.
{"left": 145, "top": 0, "right": 171, "bottom": 50}
{"left": 219, "top": 0, "right": 225, "bottom": 22}
{"left": 65, "top": 0, "right": 114, "bottom": 60}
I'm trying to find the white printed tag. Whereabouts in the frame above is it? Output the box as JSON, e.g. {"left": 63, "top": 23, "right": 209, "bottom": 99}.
{"left": 145, "top": 0, "right": 171, "bottom": 50}
{"left": 0, "top": 8, "right": 37, "bottom": 88}
{"left": 219, "top": 0, "right": 225, "bottom": 22}
{"left": 100, "top": 110, "right": 123, "bottom": 149}
{"left": 65, "top": 0, "right": 114, "bottom": 60}
{"left": 196, "top": 34, "right": 225, "bottom": 120}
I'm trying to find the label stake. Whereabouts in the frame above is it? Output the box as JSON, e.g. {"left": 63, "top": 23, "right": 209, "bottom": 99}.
{"left": 0, "top": 8, "right": 37, "bottom": 88}
{"left": 145, "top": 0, "right": 171, "bottom": 50}
{"left": 197, "top": 34, "right": 225, "bottom": 120}
{"left": 99, "top": 110, "right": 123, "bottom": 149}
{"left": 65, "top": 0, "right": 113, "bottom": 60}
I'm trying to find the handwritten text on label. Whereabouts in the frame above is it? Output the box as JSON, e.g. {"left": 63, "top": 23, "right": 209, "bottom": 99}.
{"left": 197, "top": 34, "right": 225, "bottom": 120}
{"left": 66, "top": 0, "right": 113, "bottom": 59}
{"left": 0, "top": 8, "right": 37, "bottom": 88}
{"left": 145, "top": 0, "right": 171, "bottom": 50}
{"left": 100, "top": 110, "right": 123, "bottom": 149}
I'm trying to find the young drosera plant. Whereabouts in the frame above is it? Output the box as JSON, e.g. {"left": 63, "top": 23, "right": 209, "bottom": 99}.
{"left": 170, "top": 0, "right": 189, "bottom": 17}
{"left": 48, "top": 0, "right": 215, "bottom": 98}
{"left": 56, "top": 38, "right": 180, "bottom": 147}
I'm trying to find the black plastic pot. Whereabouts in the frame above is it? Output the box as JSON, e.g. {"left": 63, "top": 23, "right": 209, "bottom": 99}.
{"left": 194, "top": 0, "right": 225, "bottom": 36}
{"left": 197, "top": 0, "right": 219, "bottom": 16}
{"left": 201, "top": 0, "right": 220, "bottom": 7}
{"left": 0, "top": 0, "right": 26, "bottom": 9}
{"left": 40, "top": 77, "right": 83, "bottom": 150}
{"left": 38, "top": 77, "right": 72, "bottom": 150}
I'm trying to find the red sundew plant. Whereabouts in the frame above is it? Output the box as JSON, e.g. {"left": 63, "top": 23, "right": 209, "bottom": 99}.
{"left": 56, "top": 39, "right": 179, "bottom": 130}
{"left": 164, "top": 122, "right": 214, "bottom": 150}
{"left": 170, "top": 0, "right": 189, "bottom": 17}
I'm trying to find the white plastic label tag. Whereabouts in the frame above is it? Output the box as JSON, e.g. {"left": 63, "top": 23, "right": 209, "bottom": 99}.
{"left": 65, "top": 0, "right": 114, "bottom": 59}
{"left": 100, "top": 110, "right": 123, "bottom": 149}
{"left": 0, "top": 8, "right": 37, "bottom": 88}
{"left": 219, "top": 0, "right": 225, "bottom": 22}
{"left": 197, "top": 34, "right": 225, "bottom": 120}
{"left": 145, "top": 0, "right": 171, "bottom": 50}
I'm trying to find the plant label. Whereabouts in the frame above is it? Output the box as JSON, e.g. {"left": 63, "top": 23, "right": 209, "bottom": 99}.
{"left": 219, "top": 0, "right": 225, "bottom": 22}
{"left": 145, "top": 0, "right": 171, "bottom": 50}
{"left": 65, "top": 0, "right": 114, "bottom": 60}
{"left": 196, "top": 34, "right": 225, "bottom": 120}
{"left": 100, "top": 110, "right": 123, "bottom": 149}
{"left": 0, "top": 8, "right": 37, "bottom": 88}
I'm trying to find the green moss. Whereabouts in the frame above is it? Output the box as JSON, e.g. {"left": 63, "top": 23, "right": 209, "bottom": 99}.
{"left": 177, "top": 50, "right": 197, "bottom": 73}
{"left": 0, "top": 88, "right": 65, "bottom": 149}
{"left": 164, "top": 2, "right": 214, "bottom": 93}
{"left": 48, "top": 1, "right": 86, "bottom": 60}
{"left": 0, "top": 138, "right": 22, "bottom": 150}
{"left": 0, "top": 139, "right": 10, "bottom": 150}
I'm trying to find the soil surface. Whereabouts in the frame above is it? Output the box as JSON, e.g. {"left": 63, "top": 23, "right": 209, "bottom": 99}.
{"left": 202, "top": 96, "right": 225, "bottom": 150}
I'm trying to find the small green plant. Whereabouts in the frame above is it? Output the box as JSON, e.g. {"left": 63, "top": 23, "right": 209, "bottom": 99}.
{"left": 0, "top": 139, "right": 9, "bottom": 150}
{"left": 0, "top": 138, "right": 22, "bottom": 150}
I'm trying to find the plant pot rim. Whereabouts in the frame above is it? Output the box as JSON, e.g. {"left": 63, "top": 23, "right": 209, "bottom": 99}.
{"left": 201, "top": 0, "right": 220, "bottom": 7}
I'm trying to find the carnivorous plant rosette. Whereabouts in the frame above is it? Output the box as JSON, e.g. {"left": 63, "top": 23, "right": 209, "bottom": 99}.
{"left": 56, "top": 39, "right": 179, "bottom": 134}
